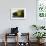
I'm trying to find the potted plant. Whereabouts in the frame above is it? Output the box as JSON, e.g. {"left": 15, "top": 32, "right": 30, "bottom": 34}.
{"left": 33, "top": 32, "right": 46, "bottom": 43}
{"left": 32, "top": 24, "right": 45, "bottom": 30}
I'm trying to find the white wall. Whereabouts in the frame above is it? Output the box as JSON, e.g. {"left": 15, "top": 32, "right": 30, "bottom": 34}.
{"left": 0, "top": 0, "right": 37, "bottom": 42}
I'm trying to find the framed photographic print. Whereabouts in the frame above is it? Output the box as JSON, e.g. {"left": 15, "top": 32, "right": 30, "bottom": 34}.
{"left": 37, "top": 0, "right": 46, "bottom": 20}
{"left": 36, "top": 0, "right": 46, "bottom": 27}
{"left": 11, "top": 8, "right": 26, "bottom": 19}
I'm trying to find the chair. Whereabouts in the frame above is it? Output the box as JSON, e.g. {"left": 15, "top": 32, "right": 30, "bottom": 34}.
{"left": 4, "top": 27, "right": 19, "bottom": 46}
{"left": 18, "top": 33, "right": 30, "bottom": 46}
{"left": 4, "top": 33, "right": 18, "bottom": 46}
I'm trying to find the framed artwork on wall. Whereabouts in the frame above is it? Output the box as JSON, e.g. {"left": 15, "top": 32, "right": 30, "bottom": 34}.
{"left": 10, "top": 8, "right": 26, "bottom": 19}
{"left": 37, "top": 0, "right": 46, "bottom": 20}
{"left": 36, "top": 0, "right": 46, "bottom": 28}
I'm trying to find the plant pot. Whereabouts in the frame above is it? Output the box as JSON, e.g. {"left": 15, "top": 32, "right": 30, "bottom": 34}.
{"left": 37, "top": 39, "right": 40, "bottom": 43}
{"left": 37, "top": 39, "right": 45, "bottom": 44}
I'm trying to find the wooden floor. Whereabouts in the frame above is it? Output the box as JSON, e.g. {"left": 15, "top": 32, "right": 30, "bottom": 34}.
{"left": 0, "top": 42, "right": 46, "bottom": 46}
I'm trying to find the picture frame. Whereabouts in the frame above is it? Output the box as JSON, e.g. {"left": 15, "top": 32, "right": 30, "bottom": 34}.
{"left": 36, "top": 0, "right": 46, "bottom": 26}
{"left": 37, "top": 0, "right": 46, "bottom": 20}
{"left": 10, "top": 8, "right": 26, "bottom": 19}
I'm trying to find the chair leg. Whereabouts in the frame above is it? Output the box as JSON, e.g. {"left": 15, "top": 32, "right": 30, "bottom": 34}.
{"left": 4, "top": 33, "right": 7, "bottom": 46}
{"left": 4, "top": 41, "right": 7, "bottom": 46}
{"left": 17, "top": 34, "right": 18, "bottom": 46}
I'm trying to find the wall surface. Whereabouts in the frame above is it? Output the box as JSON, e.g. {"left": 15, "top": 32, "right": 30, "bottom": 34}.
{"left": 0, "top": 0, "right": 37, "bottom": 42}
